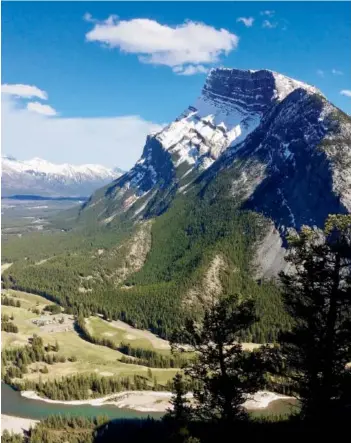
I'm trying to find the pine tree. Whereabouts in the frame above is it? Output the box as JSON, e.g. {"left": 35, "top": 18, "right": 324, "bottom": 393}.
{"left": 167, "top": 373, "right": 191, "bottom": 423}
{"left": 171, "top": 294, "right": 264, "bottom": 424}
{"left": 279, "top": 214, "right": 351, "bottom": 422}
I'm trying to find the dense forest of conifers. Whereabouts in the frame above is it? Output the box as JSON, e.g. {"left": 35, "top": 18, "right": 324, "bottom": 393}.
{"left": 2, "top": 174, "right": 293, "bottom": 343}
{"left": 2, "top": 415, "right": 109, "bottom": 443}
{"left": 12, "top": 372, "right": 199, "bottom": 401}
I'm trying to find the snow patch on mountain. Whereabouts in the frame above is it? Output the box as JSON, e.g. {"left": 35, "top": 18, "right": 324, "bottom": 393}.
{"left": 84, "top": 68, "right": 339, "bottom": 222}
{"left": 154, "top": 68, "right": 321, "bottom": 175}
{"left": 2, "top": 156, "right": 124, "bottom": 197}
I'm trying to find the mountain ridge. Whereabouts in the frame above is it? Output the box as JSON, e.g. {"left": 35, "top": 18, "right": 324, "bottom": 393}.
{"left": 1, "top": 156, "right": 125, "bottom": 198}
{"left": 80, "top": 68, "right": 348, "bottom": 226}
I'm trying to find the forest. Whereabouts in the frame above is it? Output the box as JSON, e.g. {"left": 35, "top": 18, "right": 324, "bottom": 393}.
{"left": 2, "top": 172, "right": 292, "bottom": 343}
{"left": 2, "top": 215, "right": 350, "bottom": 442}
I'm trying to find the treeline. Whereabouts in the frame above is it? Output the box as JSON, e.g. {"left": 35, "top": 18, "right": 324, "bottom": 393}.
{"left": 2, "top": 415, "right": 109, "bottom": 443}
{"left": 1, "top": 314, "right": 18, "bottom": 333}
{"left": 76, "top": 315, "right": 189, "bottom": 369}
{"left": 16, "top": 373, "right": 169, "bottom": 400}
{"left": 118, "top": 343, "right": 188, "bottom": 369}
{"left": 1, "top": 295, "right": 21, "bottom": 308}
{"left": 2, "top": 334, "right": 69, "bottom": 384}
{"left": 30, "top": 415, "right": 109, "bottom": 443}
{"left": 15, "top": 369, "right": 200, "bottom": 402}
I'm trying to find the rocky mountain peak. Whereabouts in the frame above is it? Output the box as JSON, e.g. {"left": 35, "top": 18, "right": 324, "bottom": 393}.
{"left": 82, "top": 68, "right": 350, "bottom": 230}
{"left": 202, "top": 68, "right": 321, "bottom": 110}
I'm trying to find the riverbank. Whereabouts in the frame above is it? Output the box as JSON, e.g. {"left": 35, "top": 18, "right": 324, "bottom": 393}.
{"left": 21, "top": 390, "right": 293, "bottom": 413}
{"left": 1, "top": 414, "right": 38, "bottom": 435}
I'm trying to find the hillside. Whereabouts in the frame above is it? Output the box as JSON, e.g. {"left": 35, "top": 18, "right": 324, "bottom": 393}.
{"left": 3, "top": 68, "right": 351, "bottom": 342}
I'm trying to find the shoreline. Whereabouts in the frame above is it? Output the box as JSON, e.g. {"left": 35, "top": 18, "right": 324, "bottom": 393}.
{"left": 1, "top": 414, "right": 39, "bottom": 435}
{"left": 21, "top": 390, "right": 293, "bottom": 413}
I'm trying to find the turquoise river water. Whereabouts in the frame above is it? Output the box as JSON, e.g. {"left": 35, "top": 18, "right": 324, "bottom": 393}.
{"left": 2, "top": 383, "right": 297, "bottom": 421}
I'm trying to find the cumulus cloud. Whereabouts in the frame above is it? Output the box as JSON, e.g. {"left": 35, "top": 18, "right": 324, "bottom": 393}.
{"left": 260, "top": 10, "right": 275, "bottom": 17}
{"left": 317, "top": 69, "right": 325, "bottom": 77}
{"left": 262, "top": 20, "right": 277, "bottom": 29}
{"left": 173, "top": 64, "right": 209, "bottom": 76}
{"left": 340, "top": 90, "right": 351, "bottom": 98}
{"left": 1, "top": 84, "right": 48, "bottom": 100}
{"left": 2, "top": 92, "right": 162, "bottom": 169}
{"left": 236, "top": 17, "right": 254, "bottom": 27}
{"left": 85, "top": 16, "right": 238, "bottom": 74}
{"left": 332, "top": 69, "right": 343, "bottom": 75}
{"left": 27, "top": 101, "right": 57, "bottom": 116}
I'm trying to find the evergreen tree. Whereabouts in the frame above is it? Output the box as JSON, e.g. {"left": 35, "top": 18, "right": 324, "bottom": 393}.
{"left": 167, "top": 373, "right": 191, "bottom": 423}
{"left": 172, "top": 294, "right": 264, "bottom": 424}
{"left": 279, "top": 214, "right": 351, "bottom": 422}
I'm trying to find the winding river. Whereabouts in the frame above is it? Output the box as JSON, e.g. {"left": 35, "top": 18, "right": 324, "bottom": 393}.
{"left": 2, "top": 383, "right": 298, "bottom": 421}
{"left": 1, "top": 383, "right": 162, "bottom": 420}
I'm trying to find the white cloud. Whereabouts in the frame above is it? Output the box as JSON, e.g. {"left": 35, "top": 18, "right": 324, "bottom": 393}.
{"left": 236, "top": 17, "right": 254, "bottom": 27}
{"left": 317, "top": 69, "right": 325, "bottom": 77}
{"left": 1, "top": 84, "right": 48, "bottom": 100}
{"left": 172, "top": 64, "right": 209, "bottom": 76}
{"left": 260, "top": 10, "right": 275, "bottom": 17}
{"left": 262, "top": 20, "right": 277, "bottom": 29}
{"left": 27, "top": 101, "right": 57, "bottom": 116}
{"left": 83, "top": 12, "right": 96, "bottom": 23}
{"left": 332, "top": 69, "right": 343, "bottom": 75}
{"left": 85, "top": 16, "right": 238, "bottom": 73}
{"left": 340, "top": 90, "right": 351, "bottom": 98}
{"left": 2, "top": 92, "right": 162, "bottom": 170}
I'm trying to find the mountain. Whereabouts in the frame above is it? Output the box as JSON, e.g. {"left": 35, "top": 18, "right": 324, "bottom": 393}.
{"left": 1, "top": 156, "right": 124, "bottom": 198}
{"left": 4, "top": 68, "right": 351, "bottom": 341}
{"left": 81, "top": 68, "right": 350, "bottom": 237}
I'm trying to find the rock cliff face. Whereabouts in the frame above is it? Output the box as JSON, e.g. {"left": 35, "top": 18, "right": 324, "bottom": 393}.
{"left": 80, "top": 68, "right": 351, "bottom": 275}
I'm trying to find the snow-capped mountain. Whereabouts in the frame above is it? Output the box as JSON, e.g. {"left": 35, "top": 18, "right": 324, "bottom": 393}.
{"left": 6, "top": 68, "right": 351, "bottom": 343}
{"left": 1, "top": 156, "right": 124, "bottom": 197}
{"left": 80, "top": 68, "right": 350, "bottom": 274}
{"left": 82, "top": 68, "right": 349, "bottom": 218}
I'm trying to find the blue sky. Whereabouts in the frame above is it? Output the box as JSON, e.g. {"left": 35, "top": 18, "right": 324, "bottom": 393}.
{"left": 2, "top": 1, "right": 350, "bottom": 169}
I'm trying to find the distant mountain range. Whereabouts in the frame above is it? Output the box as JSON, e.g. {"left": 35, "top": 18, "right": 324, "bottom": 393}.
{"left": 1, "top": 156, "right": 125, "bottom": 198}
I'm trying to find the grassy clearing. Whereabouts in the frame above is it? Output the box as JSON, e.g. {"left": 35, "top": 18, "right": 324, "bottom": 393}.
{"left": 3, "top": 289, "right": 52, "bottom": 310}
{"left": 2, "top": 292, "right": 178, "bottom": 386}
{"left": 86, "top": 316, "right": 171, "bottom": 353}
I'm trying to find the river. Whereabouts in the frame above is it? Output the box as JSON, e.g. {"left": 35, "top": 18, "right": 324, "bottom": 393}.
{"left": 2, "top": 383, "right": 298, "bottom": 421}
{"left": 1, "top": 383, "right": 162, "bottom": 420}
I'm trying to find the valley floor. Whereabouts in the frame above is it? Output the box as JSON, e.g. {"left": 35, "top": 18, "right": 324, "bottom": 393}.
{"left": 2, "top": 288, "right": 295, "bottom": 417}
{"left": 1, "top": 289, "right": 178, "bottom": 385}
